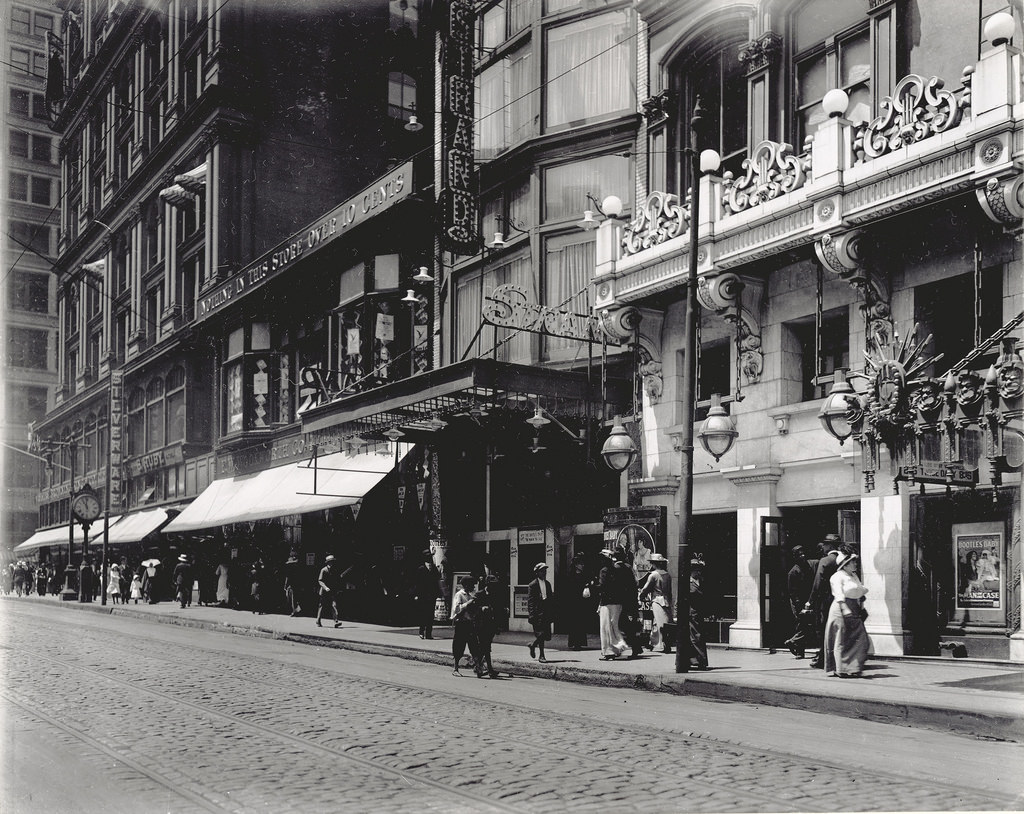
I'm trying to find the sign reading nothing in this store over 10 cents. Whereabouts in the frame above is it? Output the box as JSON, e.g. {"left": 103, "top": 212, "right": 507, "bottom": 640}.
{"left": 196, "top": 161, "right": 413, "bottom": 322}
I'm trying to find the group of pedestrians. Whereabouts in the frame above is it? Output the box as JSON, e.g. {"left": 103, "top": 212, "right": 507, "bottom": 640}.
{"left": 3, "top": 562, "right": 57, "bottom": 596}
{"left": 785, "top": 534, "right": 870, "bottom": 678}
{"left": 450, "top": 572, "right": 502, "bottom": 678}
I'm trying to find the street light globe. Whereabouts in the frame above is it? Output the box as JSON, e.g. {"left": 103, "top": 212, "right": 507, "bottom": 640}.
{"left": 600, "top": 415, "right": 637, "bottom": 472}
{"left": 822, "top": 88, "right": 850, "bottom": 118}
{"left": 602, "top": 195, "right": 623, "bottom": 218}
{"left": 697, "top": 394, "right": 738, "bottom": 462}
{"left": 818, "top": 369, "right": 861, "bottom": 444}
{"left": 985, "top": 11, "right": 1015, "bottom": 46}
{"left": 699, "top": 149, "right": 721, "bottom": 173}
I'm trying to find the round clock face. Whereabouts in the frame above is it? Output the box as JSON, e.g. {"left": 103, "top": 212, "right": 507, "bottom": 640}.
{"left": 72, "top": 492, "right": 101, "bottom": 522}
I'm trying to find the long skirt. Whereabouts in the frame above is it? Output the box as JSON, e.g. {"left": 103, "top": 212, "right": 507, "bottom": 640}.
{"left": 823, "top": 600, "right": 869, "bottom": 675}
{"left": 598, "top": 604, "right": 628, "bottom": 656}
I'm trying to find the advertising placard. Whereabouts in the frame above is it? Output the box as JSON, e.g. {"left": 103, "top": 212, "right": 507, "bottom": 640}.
{"left": 954, "top": 522, "right": 1003, "bottom": 611}
{"left": 513, "top": 585, "right": 530, "bottom": 618}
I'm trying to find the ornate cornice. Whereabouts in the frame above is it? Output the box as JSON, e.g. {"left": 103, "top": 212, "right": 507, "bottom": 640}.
{"left": 629, "top": 477, "right": 679, "bottom": 498}
{"left": 721, "top": 466, "right": 784, "bottom": 486}
{"left": 976, "top": 175, "right": 1024, "bottom": 230}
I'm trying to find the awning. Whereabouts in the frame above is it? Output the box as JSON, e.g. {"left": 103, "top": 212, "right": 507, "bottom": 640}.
{"left": 14, "top": 516, "right": 123, "bottom": 553}
{"left": 164, "top": 443, "right": 404, "bottom": 533}
{"left": 301, "top": 357, "right": 632, "bottom": 442}
{"left": 106, "top": 508, "right": 172, "bottom": 544}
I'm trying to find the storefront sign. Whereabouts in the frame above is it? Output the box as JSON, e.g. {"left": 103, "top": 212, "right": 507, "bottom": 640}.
{"left": 196, "top": 162, "right": 413, "bottom": 322}
{"left": 518, "top": 526, "right": 545, "bottom": 547}
{"left": 954, "top": 522, "right": 1003, "bottom": 611}
{"left": 513, "top": 585, "right": 530, "bottom": 618}
{"left": 439, "top": 0, "right": 478, "bottom": 255}
{"left": 108, "top": 369, "right": 123, "bottom": 509}
{"left": 483, "top": 284, "right": 615, "bottom": 344}
{"left": 127, "top": 446, "right": 184, "bottom": 477}
{"left": 604, "top": 506, "right": 667, "bottom": 583}
{"left": 900, "top": 463, "right": 978, "bottom": 487}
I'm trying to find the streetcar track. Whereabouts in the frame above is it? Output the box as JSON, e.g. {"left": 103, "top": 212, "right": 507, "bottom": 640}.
{"left": 4, "top": 604, "right": 1020, "bottom": 812}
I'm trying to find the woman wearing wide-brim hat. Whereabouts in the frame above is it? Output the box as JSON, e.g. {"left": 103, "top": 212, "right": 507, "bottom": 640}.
{"left": 823, "top": 551, "right": 870, "bottom": 677}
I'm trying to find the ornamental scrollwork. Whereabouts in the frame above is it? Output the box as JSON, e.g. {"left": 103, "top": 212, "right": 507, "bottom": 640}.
{"left": 621, "top": 190, "right": 689, "bottom": 256}
{"left": 721, "top": 140, "right": 809, "bottom": 215}
{"left": 854, "top": 73, "right": 968, "bottom": 161}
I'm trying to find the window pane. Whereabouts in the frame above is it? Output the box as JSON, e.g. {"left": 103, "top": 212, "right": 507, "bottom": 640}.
{"left": 794, "top": 0, "right": 863, "bottom": 51}
{"left": 477, "top": 61, "right": 505, "bottom": 159}
{"left": 31, "top": 175, "right": 50, "bottom": 205}
{"left": 9, "top": 271, "right": 48, "bottom": 312}
{"left": 839, "top": 30, "right": 871, "bottom": 88}
{"left": 904, "top": 0, "right": 978, "bottom": 90}
{"left": 543, "top": 154, "right": 630, "bottom": 222}
{"left": 251, "top": 322, "right": 270, "bottom": 350}
{"left": 227, "top": 327, "right": 243, "bottom": 358}
{"left": 542, "top": 235, "right": 593, "bottom": 359}
{"left": 225, "top": 361, "right": 243, "bottom": 432}
{"left": 481, "top": 5, "right": 505, "bottom": 50}
{"left": 34, "top": 14, "right": 54, "bottom": 36}
{"left": 796, "top": 55, "right": 827, "bottom": 107}
{"left": 10, "top": 89, "right": 30, "bottom": 117}
{"left": 32, "top": 93, "right": 47, "bottom": 120}
{"left": 166, "top": 389, "right": 185, "bottom": 443}
{"left": 507, "top": 0, "right": 537, "bottom": 35}
{"left": 721, "top": 51, "right": 747, "bottom": 160}
{"left": 455, "top": 272, "right": 483, "bottom": 360}
{"left": 545, "top": 10, "right": 634, "bottom": 129}
{"left": 31, "top": 135, "right": 51, "bottom": 162}
{"left": 7, "top": 327, "right": 48, "bottom": 369}
{"left": 11, "top": 8, "right": 30, "bottom": 35}
{"left": 11, "top": 49, "right": 30, "bottom": 75}
{"left": 9, "top": 172, "right": 28, "bottom": 201}
{"left": 10, "top": 130, "right": 29, "bottom": 157}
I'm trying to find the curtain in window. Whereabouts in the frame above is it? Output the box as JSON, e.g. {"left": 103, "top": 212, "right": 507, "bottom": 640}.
{"left": 456, "top": 272, "right": 484, "bottom": 361}
{"left": 546, "top": 11, "right": 633, "bottom": 129}
{"left": 488, "top": 255, "right": 535, "bottom": 363}
{"left": 543, "top": 237, "right": 594, "bottom": 359}
{"left": 543, "top": 154, "right": 630, "bottom": 222}
{"left": 508, "top": 48, "right": 533, "bottom": 146}
{"left": 477, "top": 63, "right": 505, "bottom": 159}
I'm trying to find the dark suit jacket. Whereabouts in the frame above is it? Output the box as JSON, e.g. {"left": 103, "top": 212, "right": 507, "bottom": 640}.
{"left": 808, "top": 552, "right": 838, "bottom": 623}
{"left": 527, "top": 577, "right": 553, "bottom": 626}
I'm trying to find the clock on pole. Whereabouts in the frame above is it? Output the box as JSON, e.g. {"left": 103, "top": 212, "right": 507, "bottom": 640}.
{"left": 72, "top": 483, "right": 102, "bottom": 524}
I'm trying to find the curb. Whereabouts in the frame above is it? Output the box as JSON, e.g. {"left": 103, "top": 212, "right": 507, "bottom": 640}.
{"left": 11, "top": 597, "right": 1024, "bottom": 743}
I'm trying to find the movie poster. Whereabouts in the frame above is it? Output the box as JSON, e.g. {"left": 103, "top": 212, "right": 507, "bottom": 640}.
{"left": 954, "top": 525, "right": 1003, "bottom": 611}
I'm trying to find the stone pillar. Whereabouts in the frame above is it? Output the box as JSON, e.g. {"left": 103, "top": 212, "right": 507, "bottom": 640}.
{"left": 724, "top": 466, "right": 783, "bottom": 648}
{"left": 860, "top": 491, "right": 909, "bottom": 656}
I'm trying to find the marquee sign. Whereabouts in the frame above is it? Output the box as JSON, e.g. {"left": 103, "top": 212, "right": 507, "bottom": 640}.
{"left": 438, "top": 0, "right": 478, "bottom": 256}
{"left": 482, "top": 283, "right": 620, "bottom": 344}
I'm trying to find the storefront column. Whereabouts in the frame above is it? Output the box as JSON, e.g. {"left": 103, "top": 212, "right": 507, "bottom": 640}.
{"left": 1012, "top": 489, "right": 1024, "bottom": 663}
{"left": 860, "top": 490, "right": 910, "bottom": 656}
{"left": 724, "top": 466, "right": 782, "bottom": 648}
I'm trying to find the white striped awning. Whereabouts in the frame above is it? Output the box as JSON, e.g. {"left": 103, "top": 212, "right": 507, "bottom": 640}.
{"left": 14, "top": 516, "right": 122, "bottom": 552}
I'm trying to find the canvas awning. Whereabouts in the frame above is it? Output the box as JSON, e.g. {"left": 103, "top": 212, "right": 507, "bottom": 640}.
{"left": 106, "top": 507, "right": 173, "bottom": 544}
{"left": 163, "top": 443, "right": 404, "bottom": 533}
{"left": 14, "top": 516, "right": 122, "bottom": 552}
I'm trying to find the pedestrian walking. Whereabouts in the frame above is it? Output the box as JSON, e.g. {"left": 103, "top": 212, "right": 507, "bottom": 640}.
{"left": 316, "top": 555, "right": 342, "bottom": 628}
{"left": 450, "top": 575, "right": 479, "bottom": 675}
{"left": 130, "top": 572, "right": 143, "bottom": 603}
{"left": 413, "top": 549, "right": 442, "bottom": 639}
{"left": 173, "top": 554, "right": 193, "bottom": 608}
{"left": 805, "top": 534, "right": 841, "bottom": 669}
{"left": 614, "top": 551, "right": 644, "bottom": 659}
{"left": 119, "top": 560, "right": 131, "bottom": 604}
{"left": 215, "top": 555, "right": 231, "bottom": 607}
{"left": 597, "top": 549, "right": 628, "bottom": 660}
{"left": 565, "top": 552, "right": 591, "bottom": 651}
{"left": 250, "top": 559, "right": 266, "bottom": 614}
{"left": 142, "top": 560, "right": 159, "bottom": 603}
{"left": 470, "top": 577, "right": 501, "bottom": 679}
{"left": 284, "top": 553, "right": 303, "bottom": 616}
{"left": 687, "top": 559, "right": 709, "bottom": 670}
{"left": 107, "top": 563, "right": 122, "bottom": 604}
{"left": 79, "top": 558, "right": 94, "bottom": 602}
{"left": 638, "top": 553, "right": 673, "bottom": 653}
{"left": 527, "top": 563, "right": 554, "bottom": 663}
{"left": 824, "top": 551, "right": 870, "bottom": 677}
{"left": 784, "top": 545, "right": 815, "bottom": 658}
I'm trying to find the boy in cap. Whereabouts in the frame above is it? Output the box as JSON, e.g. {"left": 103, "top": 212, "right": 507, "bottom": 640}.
{"left": 316, "top": 555, "right": 342, "bottom": 628}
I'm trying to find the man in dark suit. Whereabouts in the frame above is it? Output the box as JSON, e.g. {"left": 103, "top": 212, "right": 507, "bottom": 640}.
{"left": 784, "top": 545, "right": 814, "bottom": 658}
{"left": 413, "top": 549, "right": 442, "bottom": 639}
{"left": 806, "top": 534, "right": 841, "bottom": 669}
{"left": 527, "top": 563, "right": 554, "bottom": 662}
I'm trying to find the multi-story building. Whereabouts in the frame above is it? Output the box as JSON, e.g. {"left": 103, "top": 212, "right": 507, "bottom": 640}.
{"left": 590, "top": 0, "right": 1022, "bottom": 659}
{"left": 24, "top": 0, "right": 437, "bottom": 588}
{"left": 2, "top": 0, "right": 61, "bottom": 562}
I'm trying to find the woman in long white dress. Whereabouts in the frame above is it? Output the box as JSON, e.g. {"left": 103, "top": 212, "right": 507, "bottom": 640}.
{"left": 107, "top": 563, "right": 122, "bottom": 603}
{"left": 823, "top": 551, "right": 869, "bottom": 677}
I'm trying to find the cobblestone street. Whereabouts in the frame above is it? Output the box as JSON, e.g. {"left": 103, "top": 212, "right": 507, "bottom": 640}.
{"left": 3, "top": 602, "right": 1023, "bottom": 813}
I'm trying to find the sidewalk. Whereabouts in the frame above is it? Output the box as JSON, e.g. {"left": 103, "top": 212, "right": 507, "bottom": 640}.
{"left": 8, "top": 594, "right": 1023, "bottom": 742}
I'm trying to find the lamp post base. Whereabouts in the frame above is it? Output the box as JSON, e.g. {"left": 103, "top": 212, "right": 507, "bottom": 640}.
{"left": 61, "top": 563, "right": 77, "bottom": 601}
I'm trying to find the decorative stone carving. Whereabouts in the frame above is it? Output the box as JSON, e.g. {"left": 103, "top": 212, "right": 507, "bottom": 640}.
{"left": 815, "top": 231, "right": 893, "bottom": 352}
{"left": 641, "top": 89, "right": 672, "bottom": 125}
{"left": 697, "top": 273, "right": 764, "bottom": 385}
{"left": 600, "top": 306, "right": 642, "bottom": 343}
{"left": 696, "top": 272, "right": 743, "bottom": 312}
{"left": 721, "top": 140, "right": 810, "bottom": 215}
{"left": 976, "top": 175, "right": 1024, "bottom": 229}
{"left": 737, "top": 32, "right": 782, "bottom": 75}
{"left": 621, "top": 190, "right": 688, "bottom": 256}
{"left": 640, "top": 359, "right": 663, "bottom": 403}
{"left": 855, "top": 73, "right": 968, "bottom": 161}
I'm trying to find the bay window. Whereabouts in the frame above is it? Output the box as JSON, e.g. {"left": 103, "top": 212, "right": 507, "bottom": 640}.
{"left": 542, "top": 153, "right": 631, "bottom": 223}
{"left": 221, "top": 323, "right": 280, "bottom": 436}
{"left": 128, "top": 387, "right": 145, "bottom": 455}
{"left": 454, "top": 253, "right": 534, "bottom": 364}
{"left": 542, "top": 234, "right": 592, "bottom": 361}
{"left": 165, "top": 366, "right": 186, "bottom": 444}
{"left": 477, "top": 44, "right": 534, "bottom": 159}
{"left": 146, "top": 378, "right": 165, "bottom": 450}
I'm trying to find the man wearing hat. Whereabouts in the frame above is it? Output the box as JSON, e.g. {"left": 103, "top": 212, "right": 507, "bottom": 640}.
{"left": 316, "top": 554, "right": 342, "bottom": 628}
{"left": 283, "top": 552, "right": 302, "bottom": 617}
{"left": 596, "top": 549, "right": 629, "bottom": 659}
{"left": 413, "top": 549, "right": 442, "bottom": 639}
{"left": 638, "top": 553, "right": 673, "bottom": 653}
{"left": 805, "top": 534, "right": 842, "bottom": 668}
{"left": 527, "top": 562, "right": 554, "bottom": 662}
{"left": 783, "top": 546, "right": 814, "bottom": 658}
{"left": 173, "top": 553, "right": 193, "bottom": 609}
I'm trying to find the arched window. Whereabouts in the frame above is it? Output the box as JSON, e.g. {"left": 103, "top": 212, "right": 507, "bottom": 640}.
{"left": 72, "top": 420, "right": 85, "bottom": 477}
{"left": 668, "top": 23, "right": 749, "bottom": 195}
{"left": 146, "top": 377, "right": 165, "bottom": 451}
{"left": 166, "top": 366, "right": 186, "bottom": 444}
{"left": 127, "top": 387, "right": 146, "bottom": 456}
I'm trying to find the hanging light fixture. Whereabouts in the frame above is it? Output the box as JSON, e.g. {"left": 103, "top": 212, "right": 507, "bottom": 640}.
{"left": 383, "top": 427, "right": 405, "bottom": 441}
{"left": 600, "top": 415, "right": 637, "bottom": 472}
{"left": 526, "top": 407, "right": 550, "bottom": 428}
{"left": 401, "top": 289, "right": 418, "bottom": 304}
{"left": 818, "top": 368, "right": 862, "bottom": 444}
{"left": 427, "top": 413, "right": 448, "bottom": 431}
{"left": 528, "top": 435, "right": 546, "bottom": 453}
{"left": 413, "top": 266, "right": 434, "bottom": 283}
{"left": 576, "top": 210, "right": 599, "bottom": 231}
{"left": 404, "top": 115, "right": 423, "bottom": 133}
{"left": 697, "top": 394, "right": 739, "bottom": 462}
{"left": 488, "top": 232, "right": 507, "bottom": 249}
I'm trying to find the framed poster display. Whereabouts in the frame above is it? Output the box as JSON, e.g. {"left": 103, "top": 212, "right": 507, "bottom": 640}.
{"left": 513, "top": 585, "right": 530, "bottom": 618}
{"left": 953, "top": 521, "right": 1003, "bottom": 614}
